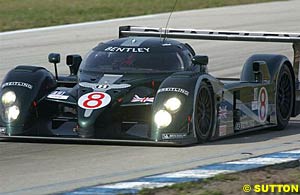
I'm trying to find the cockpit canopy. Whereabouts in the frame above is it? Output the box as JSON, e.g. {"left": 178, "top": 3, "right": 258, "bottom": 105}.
{"left": 80, "top": 37, "right": 194, "bottom": 73}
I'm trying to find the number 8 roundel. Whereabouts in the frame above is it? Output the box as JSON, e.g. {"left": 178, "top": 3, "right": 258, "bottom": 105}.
{"left": 78, "top": 92, "right": 111, "bottom": 110}
{"left": 258, "top": 87, "right": 268, "bottom": 122}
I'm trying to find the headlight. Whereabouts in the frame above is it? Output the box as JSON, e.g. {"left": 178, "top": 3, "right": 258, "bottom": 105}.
{"left": 1, "top": 91, "right": 16, "bottom": 106}
{"left": 5, "top": 105, "right": 20, "bottom": 122}
{"left": 164, "top": 97, "right": 181, "bottom": 113}
{"left": 154, "top": 110, "right": 172, "bottom": 128}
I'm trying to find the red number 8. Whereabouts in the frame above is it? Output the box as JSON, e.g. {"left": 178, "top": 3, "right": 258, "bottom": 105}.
{"left": 83, "top": 93, "right": 105, "bottom": 109}
{"left": 260, "top": 90, "right": 266, "bottom": 120}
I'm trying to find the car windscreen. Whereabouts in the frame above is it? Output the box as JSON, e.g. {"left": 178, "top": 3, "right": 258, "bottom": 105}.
{"left": 80, "top": 49, "right": 185, "bottom": 73}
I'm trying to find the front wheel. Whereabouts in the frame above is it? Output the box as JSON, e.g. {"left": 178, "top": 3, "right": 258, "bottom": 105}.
{"left": 194, "top": 81, "right": 215, "bottom": 143}
{"left": 275, "top": 64, "right": 294, "bottom": 130}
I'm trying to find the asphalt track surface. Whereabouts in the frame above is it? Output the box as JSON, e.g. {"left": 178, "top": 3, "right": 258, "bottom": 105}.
{"left": 0, "top": 1, "right": 300, "bottom": 194}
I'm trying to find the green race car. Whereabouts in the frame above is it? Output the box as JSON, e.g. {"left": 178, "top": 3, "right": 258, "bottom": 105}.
{"left": 0, "top": 26, "right": 299, "bottom": 145}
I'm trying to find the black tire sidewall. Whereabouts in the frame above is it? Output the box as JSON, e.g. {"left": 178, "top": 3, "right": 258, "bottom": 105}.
{"left": 194, "top": 81, "right": 214, "bottom": 143}
{"left": 275, "top": 65, "right": 294, "bottom": 130}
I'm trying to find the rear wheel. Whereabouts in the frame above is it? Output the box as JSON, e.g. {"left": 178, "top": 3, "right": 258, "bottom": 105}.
{"left": 194, "top": 81, "right": 215, "bottom": 143}
{"left": 275, "top": 64, "right": 294, "bottom": 130}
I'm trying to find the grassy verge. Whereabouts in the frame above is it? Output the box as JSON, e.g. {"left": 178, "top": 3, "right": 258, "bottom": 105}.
{"left": 0, "top": 0, "right": 284, "bottom": 32}
{"left": 138, "top": 162, "right": 300, "bottom": 195}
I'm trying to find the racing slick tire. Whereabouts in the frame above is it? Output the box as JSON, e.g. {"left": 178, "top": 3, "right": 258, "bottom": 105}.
{"left": 194, "top": 81, "right": 215, "bottom": 143}
{"left": 275, "top": 64, "right": 294, "bottom": 130}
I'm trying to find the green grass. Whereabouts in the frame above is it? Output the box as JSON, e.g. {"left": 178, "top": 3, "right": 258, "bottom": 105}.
{"left": 203, "top": 173, "right": 239, "bottom": 183}
{"left": 0, "top": 0, "right": 283, "bottom": 32}
{"left": 138, "top": 173, "right": 237, "bottom": 195}
{"left": 137, "top": 164, "right": 300, "bottom": 195}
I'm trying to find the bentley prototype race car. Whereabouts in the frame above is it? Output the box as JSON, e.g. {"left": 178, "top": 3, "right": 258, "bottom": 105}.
{"left": 1, "top": 26, "right": 300, "bottom": 145}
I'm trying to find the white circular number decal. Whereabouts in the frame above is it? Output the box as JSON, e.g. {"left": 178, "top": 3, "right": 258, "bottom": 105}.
{"left": 78, "top": 92, "right": 111, "bottom": 109}
{"left": 258, "top": 87, "right": 268, "bottom": 122}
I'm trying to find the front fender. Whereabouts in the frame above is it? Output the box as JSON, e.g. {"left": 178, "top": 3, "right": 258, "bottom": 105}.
{"left": 151, "top": 72, "right": 199, "bottom": 141}
{"left": 0, "top": 66, "right": 56, "bottom": 135}
{"left": 151, "top": 71, "right": 224, "bottom": 142}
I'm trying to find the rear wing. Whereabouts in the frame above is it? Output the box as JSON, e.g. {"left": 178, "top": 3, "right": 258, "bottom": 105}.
{"left": 119, "top": 26, "right": 300, "bottom": 81}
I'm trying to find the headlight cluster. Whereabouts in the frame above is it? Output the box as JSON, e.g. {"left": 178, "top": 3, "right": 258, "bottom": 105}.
{"left": 164, "top": 97, "right": 181, "bottom": 113}
{"left": 1, "top": 91, "right": 16, "bottom": 106}
{"left": 154, "top": 110, "right": 172, "bottom": 128}
{"left": 5, "top": 105, "right": 20, "bottom": 121}
{"left": 154, "top": 97, "right": 182, "bottom": 128}
{"left": 1, "top": 91, "right": 20, "bottom": 122}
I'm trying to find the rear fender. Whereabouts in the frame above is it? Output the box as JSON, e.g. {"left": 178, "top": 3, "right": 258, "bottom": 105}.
{"left": 241, "top": 54, "right": 293, "bottom": 83}
{"left": 241, "top": 54, "right": 295, "bottom": 115}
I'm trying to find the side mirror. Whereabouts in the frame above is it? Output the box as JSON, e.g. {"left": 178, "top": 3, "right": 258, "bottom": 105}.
{"left": 66, "top": 55, "right": 82, "bottom": 75}
{"left": 48, "top": 53, "right": 60, "bottom": 64}
{"left": 48, "top": 53, "right": 60, "bottom": 80}
{"left": 192, "top": 55, "right": 209, "bottom": 73}
{"left": 192, "top": 55, "right": 208, "bottom": 66}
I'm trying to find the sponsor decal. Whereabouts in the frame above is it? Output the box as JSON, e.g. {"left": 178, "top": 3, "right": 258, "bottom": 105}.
{"left": 96, "top": 84, "right": 109, "bottom": 89}
{"left": 79, "top": 74, "right": 131, "bottom": 92}
{"left": 254, "top": 88, "right": 258, "bottom": 101}
{"left": 251, "top": 101, "right": 258, "bottom": 110}
{"left": 47, "top": 91, "right": 69, "bottom": 100}
{"left": 104, "top": 47, "right": 150, "bottom": 53}
{"left": 80, "top": 82, "right": 130, "bottom": 92}
{"left": 258, "top": 87, "right": 268, "bottom": 122}
{"left": 219, "top": 125, "right": 227, "bottom": 136}
{"left": 2, "top": 82, "right": 32, "bottom": 89}
{"left": 78, "top": 92, "right": 111, "bottom": 110}
{"left": 218, "top": 105, "right": 228, "bottom": 120}
{"left": 131, "top": 95, "right": 154, "bottom": 103}
{"left": 162, "top": 133, "right": 187, "bottom": 140}
{"left": 0, "top": 127, "right": 6, "bottom": 134}
{"left": 235, "top": 122, "right": 242, "bottom": 130}
{"left": 79, "top": 82, "right": 131, "bottom": 91}
{"left": 235, "top": 120, "right": 255, "bottom": 131}
{"left": 157, "top": 87, "right": 189, "bottom": 96}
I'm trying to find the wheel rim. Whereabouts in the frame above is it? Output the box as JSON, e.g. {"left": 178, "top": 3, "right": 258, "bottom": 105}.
{"left": 196, "top": 86, "right": 213, "bottom": 137}
{"left": 277, "top": 71, "right": 292, "bottom": 119}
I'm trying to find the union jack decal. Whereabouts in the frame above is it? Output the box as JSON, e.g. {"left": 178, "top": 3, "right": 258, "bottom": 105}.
{"left": 218, "top": 105, "right": 228, "bottom": 120}
{"left": 131, "top": 95, "right": 154, "bottom": 103}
